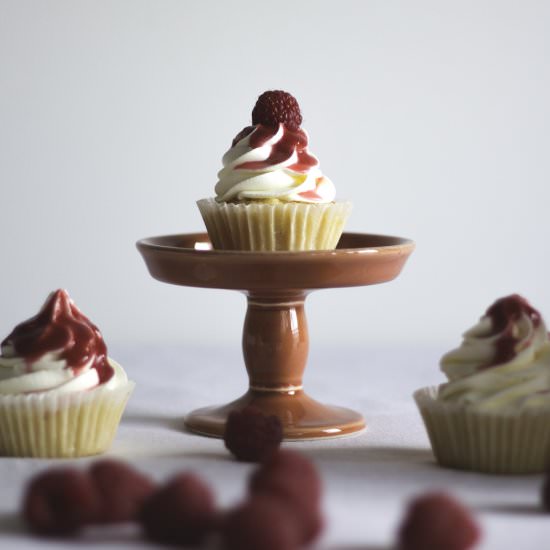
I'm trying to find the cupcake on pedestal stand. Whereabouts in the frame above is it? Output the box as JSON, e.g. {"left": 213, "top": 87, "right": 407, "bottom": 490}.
{"left": 137, "top": 91, "right": 414, "bottom": 439}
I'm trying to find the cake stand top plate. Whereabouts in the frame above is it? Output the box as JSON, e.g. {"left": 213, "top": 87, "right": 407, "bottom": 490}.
{"left": 137, "top": 232, "right": 414, "bottom": 292}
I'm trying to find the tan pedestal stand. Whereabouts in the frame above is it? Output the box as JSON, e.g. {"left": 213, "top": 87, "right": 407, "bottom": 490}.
{"left": 137, "top": 232, "right": 414, "bottom": 440}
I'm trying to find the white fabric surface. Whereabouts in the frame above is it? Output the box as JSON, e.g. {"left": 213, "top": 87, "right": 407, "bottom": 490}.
{"left": 0, "top": 344, "right": 548, "bottom": 549}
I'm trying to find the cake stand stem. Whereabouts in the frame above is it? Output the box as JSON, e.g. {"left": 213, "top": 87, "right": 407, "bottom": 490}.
{"left": 184, "top": 290, "right": 366, "bottom": 439}
{"left": 243, "top": 291, "right": 308, "bottom": 392}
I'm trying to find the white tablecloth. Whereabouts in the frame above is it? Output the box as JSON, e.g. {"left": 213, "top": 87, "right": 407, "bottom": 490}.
{"left": 0, "top": 344, "right": 547, "bottom": 549}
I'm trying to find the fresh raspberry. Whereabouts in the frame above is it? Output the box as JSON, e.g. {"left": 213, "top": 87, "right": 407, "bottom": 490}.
{"left": 139, "top": 472, "right": 216, "bottom": 545}
{"left": 224, "top": 406, "right": 283, "bottom": 462}
{"left": 250, "top": 449, "right": 322, "bottom": 503}
{"left": 89, "top": 459, "right": 155, "bottom": 523}
{"left": 258, "top": 448, "right": 320, "bottom": 484}
{"left": 251, "top": 90, "right": 303, "bottom": 131}
{"left": 249, "top": 467, "right": 322, "bottom": 530}
{"left": 23, "top": 468, "right": 100, "bottom": 536}
{"left": 249, "top": 449, "right": 323, "bottom": 545}
{"left": 397, "top": 492, "right": 481, "bottom": 550}
{"left": 221, "top": 494, "right": 300, "bottom": 550}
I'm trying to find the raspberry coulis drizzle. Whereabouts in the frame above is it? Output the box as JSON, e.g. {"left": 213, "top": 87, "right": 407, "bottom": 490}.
{"left": 232, "top": 124, "right": 318, "bottom": 173}
{"left": 2, "top": 290, "right": 113, "bottom": 384}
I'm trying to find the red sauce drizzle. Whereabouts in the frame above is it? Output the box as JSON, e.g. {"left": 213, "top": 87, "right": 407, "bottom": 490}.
{"left": 298, "top": 187, "right": 323, "bottom": 201}
{"left": 232, "top": 124, "right": 318, "bottom": 173}
{"left": 1, "top": 290, "right": 113, "bottom": 384}
{"left": 231, "top": 126, "right": 255, "bottom": 147}
{"left": 483, "top": 294, "right": 542, "bottom": 367}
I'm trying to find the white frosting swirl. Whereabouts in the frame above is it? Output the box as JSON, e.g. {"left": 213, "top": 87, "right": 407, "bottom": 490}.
{"left": 0, "top": 344, "right": 127, "bottom": 396}
{"left": 439, "top": 296, "right": 550, "bottom": 412}
{"left": 0, "top": 289, "right": 128, "bottom": 396}
{"left": 215, "top": 124, "right": 336, "bottom": 203}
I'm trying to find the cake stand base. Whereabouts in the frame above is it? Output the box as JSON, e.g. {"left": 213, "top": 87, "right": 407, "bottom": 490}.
{"left": 185, "top": 390, "right": 365, "bottom": 440}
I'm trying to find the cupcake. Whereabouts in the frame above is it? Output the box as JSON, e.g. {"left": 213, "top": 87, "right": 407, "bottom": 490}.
{"left": 414, "top": 294, "right": 550, "bottom": 474}
{"left": 197, "top": 90, "right": 352, "bottom": 251}
{"left": 0, "top": 289, "right": 134, "bottom": 458}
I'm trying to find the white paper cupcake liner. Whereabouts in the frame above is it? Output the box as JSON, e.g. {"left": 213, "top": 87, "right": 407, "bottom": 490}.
{"left": 197, "top": 198, "right": 352, "bottom": 251}
{"left": 0, "top": 372, "right": 134, "bottom": 458}
{"left": 414, "top": 386, "right": 550, "bottom": 474}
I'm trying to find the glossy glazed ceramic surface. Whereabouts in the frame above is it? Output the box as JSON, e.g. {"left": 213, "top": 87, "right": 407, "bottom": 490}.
{"left": 137, "top": 232, "right": 415, "bottom": 291}
{"left": 185, "top": 390, "right": 366, "bottom": 440}
{"left": 137, "top": 232, "right": 415, "bottom": 440}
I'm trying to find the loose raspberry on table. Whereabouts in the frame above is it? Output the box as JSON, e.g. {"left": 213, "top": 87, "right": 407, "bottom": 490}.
{"left": 23, "top": 468, "right": 100, "bottom": 536}
{"left": 139, "top": 472, "right": 216, "bottom": 545}
{"left": 251, "top": 90, "right": 303, "bottom": 131}
{"left": 249, "top": 449, "right": 323, "bottom": 544}
{"left": 224, "top": 406, "right": 283, "bottom": 462}
{"left": 221, "top": 494, "right": 300, "bottom": 550}
{"left": 397, "top": 492, "right": 481, "bottom": 550}
{"left": 89, "top": 459, "right": 155, "bottom": 524}
{"left": 256, "top": 448, "right": 321, "bottom": 483}
{"left": 249, "top": 449, "right": 322, "bottom": 503}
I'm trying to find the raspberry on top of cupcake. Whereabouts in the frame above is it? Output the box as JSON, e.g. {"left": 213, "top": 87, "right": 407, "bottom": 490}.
{"left": 438, "top": 294, "right": 550, "bottom": 411}
{"left": 214, "top": 90, "right": 336, "bottom": 204}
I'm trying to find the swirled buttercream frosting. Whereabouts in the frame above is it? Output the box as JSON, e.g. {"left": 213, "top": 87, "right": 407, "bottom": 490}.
{"left": 215, "top": 90, "right": 336, "bottom": 204}
{"left": 439, "top": 294, "right": 550, "bottom": 411}
{"left": 0, "top": 290, "right": 123, "bottom": 395}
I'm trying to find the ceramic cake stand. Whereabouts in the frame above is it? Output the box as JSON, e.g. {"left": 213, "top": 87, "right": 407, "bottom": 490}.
{"left": 137, "top": 232, "right": 414, "bottom": 440}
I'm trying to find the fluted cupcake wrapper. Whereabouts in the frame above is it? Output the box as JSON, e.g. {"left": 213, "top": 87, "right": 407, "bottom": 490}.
{"left": 414, "top": 386, "right": 550, "bottom": 474}
{"left": 0, "top": 381, "right": 134, "bottom": 458}
{"left": 197, "top": 198, "right": 352, "bottom": 251}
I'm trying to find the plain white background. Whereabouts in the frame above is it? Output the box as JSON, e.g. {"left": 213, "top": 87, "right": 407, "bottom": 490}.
{"left": 1, "top": 0, "right": 549, "bottom": 354}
